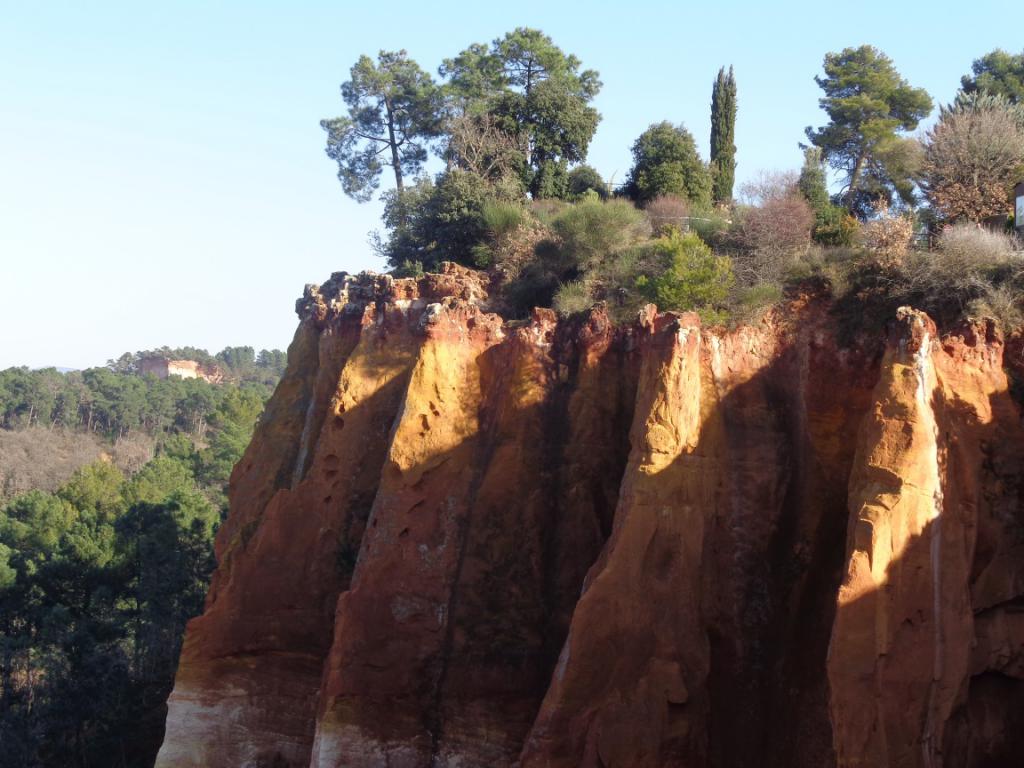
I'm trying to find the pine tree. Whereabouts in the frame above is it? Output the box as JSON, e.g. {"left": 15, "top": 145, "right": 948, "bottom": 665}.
{"left": 805, "top": 46, "right": 931, "bottom": 217}
{"left": 710, "top": 66, "right": 737, "bottom": 205}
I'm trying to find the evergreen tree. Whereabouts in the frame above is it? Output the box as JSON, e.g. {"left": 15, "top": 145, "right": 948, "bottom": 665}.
{"left": 441, "top": 28, "right": 601, "bottom": 198}
{"left": 566, "top": 164, "right": 608, "bottom": 199}
{"left": 805, "top": 46, "right": 932, "bottom": 216}
{"left": 710, "top": 66, "right": 737, "bottom": 205}
{"left": 625, "top": 122, "right": 713, "bottom": 207}
{"left": 321, "top": 50, "right": 443, "bottom": 201}
{"left": 797, "top": 147, "right": 858, "bottom": 246}
{"left": 961, "top": 49, "right": 1024, "bottom": 104}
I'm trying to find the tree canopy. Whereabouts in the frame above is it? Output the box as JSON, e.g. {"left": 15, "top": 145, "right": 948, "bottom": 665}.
{"left": 625, "top": 122, "right": 713, "bottom": 207}
{"left": 922, "top": 95, "right": 1024, "bottom": 222}
{"left": 440, "top": 28, "right": 602, "bottom": 198}
{"left": 0, "top": 348, "right": 276, "bottom": 765}
{"left": 961, "top": 49, "right": 1024, "bottom": 104}
{"left": 636, "top": 230, "right": 734, "bottom": 322}
{"left": 321, "top": 50, "right": 443, "bottom": 200}
{"left": 567, "top": 164, "right": 608, "bottom": 199}
{"left": 805, "top": 46, "right": 932, "bottom": 216}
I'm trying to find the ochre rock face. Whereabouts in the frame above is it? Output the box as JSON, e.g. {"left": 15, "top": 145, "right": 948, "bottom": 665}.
{"left": 830, "top": 310, "right": 1024, "bottom": 767}
{"left": 156, "top": 265, "right": 1024, "bottom": 768}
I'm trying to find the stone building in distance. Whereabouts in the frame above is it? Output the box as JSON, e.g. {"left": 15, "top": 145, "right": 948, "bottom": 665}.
{"left": 139, "top": 357, "right": 223, "bottom": 383}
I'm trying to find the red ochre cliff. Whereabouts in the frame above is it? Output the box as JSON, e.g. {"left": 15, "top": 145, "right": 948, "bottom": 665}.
{"left": 155, "top": 264, "right": 1024, "bottom": 768}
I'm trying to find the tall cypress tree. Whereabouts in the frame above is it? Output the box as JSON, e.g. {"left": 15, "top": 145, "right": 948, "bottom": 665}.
{"left": 710, "top": 66, "right": 737, "bottom": 205}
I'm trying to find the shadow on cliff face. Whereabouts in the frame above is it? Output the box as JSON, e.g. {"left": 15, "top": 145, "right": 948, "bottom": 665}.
{"left": 308, "top": 313, "right": 645, "bottom": 768}
{"left": 832, "top": 515, "right": 1024, "bottom": 768}
{"left": 926, "top": 332, "right": 1024, "bottom": 768}
{"left": 304, "top": 309, "right": 879, "bottom": 768}
{"left": 688, "top": 330, "right": 879, "bottom": 768}
{"left": 517, "top": 313, "right": 886, "bottom": 768}
{"left": 705, "top": 318, "right": 1024, "bottom": 768}
{"left": 521, "top": 314, "right": 1024, "bottom": 768}
{"left": 827, "top": 320, "right": 1024, "bottom": 768}
{"left": 159, "top": 316, "right": 432, "bottom": 768}
{"left": 703, "top": 334, "right": 876, "bottom": 768}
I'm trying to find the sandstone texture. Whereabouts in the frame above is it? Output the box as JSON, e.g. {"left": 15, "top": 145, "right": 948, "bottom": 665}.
{"left": 156, "top": 264, "right": 1024, "bottom": 768}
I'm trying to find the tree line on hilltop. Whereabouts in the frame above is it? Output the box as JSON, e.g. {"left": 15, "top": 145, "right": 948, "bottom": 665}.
{"left": 0, "top": 345, "right": 286, "bottom": 767}
{"left": 323, "top": 30, "right": 1024, "bottom": 332}
{"left": 0, "top": 345, "right": 286, "bottom": 437}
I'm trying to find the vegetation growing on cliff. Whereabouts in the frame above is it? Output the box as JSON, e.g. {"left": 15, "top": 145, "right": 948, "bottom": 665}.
{"left": 322, "top": 34, "right": 1024, "bottom": 334}
{"left": 7, "top": 28, "right": 1024, "bottom": 768}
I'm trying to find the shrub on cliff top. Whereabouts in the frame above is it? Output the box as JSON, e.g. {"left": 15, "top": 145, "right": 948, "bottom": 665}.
{"left": 896, "top": 223, "right": 1022, "bottom": 321}
{"left": 550, "top": 198, "right": 650, "bottom": 273}
{"left": 380, "top": 170, "right": 496, "bottom": 271}
{"left": 488, "top": 218, "right": 551, "bottom": 282}
{"left": 636, "top": 230, "right": 733, "bottom": 322}
{"left": 859, "top": 202, "right": 914, "bottom": 267}
{"left": 728, "top": 282, "right": 785, "bottom": 327}
{"left": 812, "top": 205, "right": 860, "bottom": 247}
{"left": 481, "top": 200, "right": 529, "bottom": 240}
{"left": 644, "top": 194, "right": 689, "bottom": 235}
{"left": 922, "top": 97, "right": 1024, "bottom": 223}
{"left": 553, "top": 280, "right": 594, "bottom": 316}
{"left": 732, "top": 194, "right": 814, "bottom": 284}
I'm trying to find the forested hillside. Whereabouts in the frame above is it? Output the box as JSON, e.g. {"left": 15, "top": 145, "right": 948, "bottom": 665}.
{"left": 0, "top": 345, "right": 285, "bottom": 767}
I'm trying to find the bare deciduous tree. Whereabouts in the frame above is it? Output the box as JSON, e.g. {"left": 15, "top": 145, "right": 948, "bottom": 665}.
{"left": 923, "top": 99, "right": 1024, "bottom": 222}
{"left": 735, "top": 194, "right": 814, "bottom": 282}
{"left": 859, "top": 201, "right": 914, "bottom": 267}
{"left": 445, "top": 113, "right": 527, "bottom": 191}
{"left": 644, "top": 194, "right": 689, "bottom": 234}
{"left": 738, "top": 170, "right": 800, "bottom": 206}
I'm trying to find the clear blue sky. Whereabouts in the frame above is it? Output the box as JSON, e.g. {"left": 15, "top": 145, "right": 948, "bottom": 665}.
{"left": 1, "top": 0, "right": 1015, "bottom": 369}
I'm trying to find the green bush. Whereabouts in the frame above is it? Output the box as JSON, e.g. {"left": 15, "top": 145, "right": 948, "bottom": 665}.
{"left": 381, "top": 170, "right": 494, "bottom": 271}
{"left": 636, "top": 230, "right": 734, "bottom": 322}
{"left": 785, "top": 245, "right": 861, "bottom": 295}
{"left": 596, "top": 245, "right": 656, "bottom": 292}
{"left": 550, "top": 198, "right": 650, "bottom": 273}
{"left": 529, "top": 198, "right": 570, "bottom": 225}
{"left": 392, "top": 259, "right": 425, "bottom": 278}
{"left": 734, "top": 282, "right": 784, "bottom": 315}
{"left": 553, "top": 280, "right": 594, "bottom": 316}
{"left": 687, "top": 208, "right": 732, "bottom": 245}
{"left": 503, "top": 261, "right": 562, "bottom": 317}
{"left": 813, "top": 205, "right": 859, "bottom": 246}
{"left": 548, "top": 243, "right": 662, "bottom": 322}
{"left": 481, "top": 200, "right": 528, "bottom": 239}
